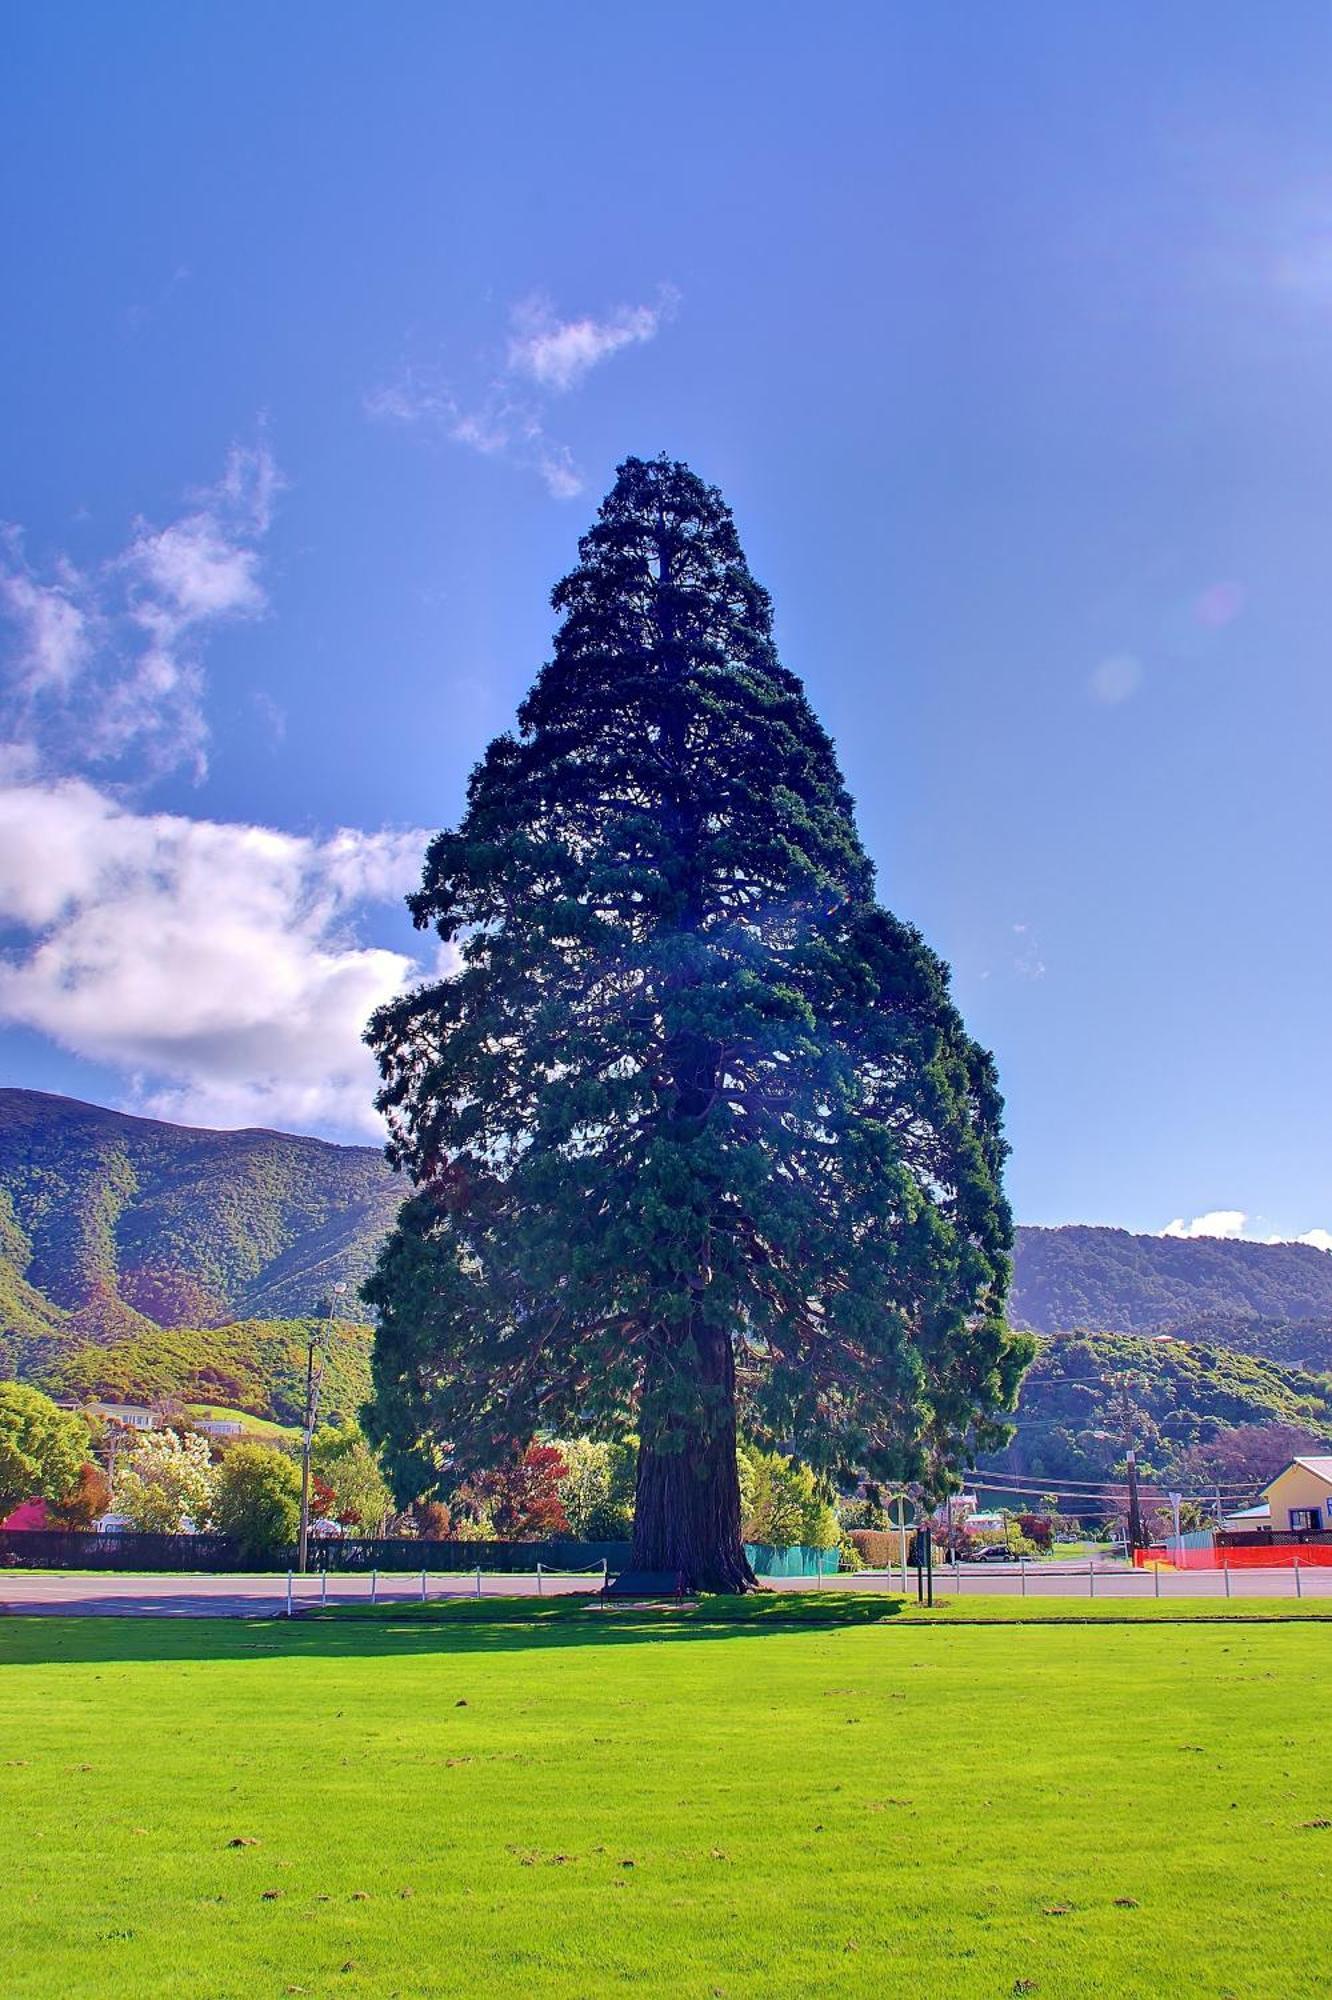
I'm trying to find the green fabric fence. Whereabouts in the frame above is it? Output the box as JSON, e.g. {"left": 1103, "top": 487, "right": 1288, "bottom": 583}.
{"left": 744, "top": 1543, "right": 841, "bottom": 1577}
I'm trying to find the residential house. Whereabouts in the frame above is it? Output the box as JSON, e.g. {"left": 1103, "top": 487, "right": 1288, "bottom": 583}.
{"left": 1262, "top": 1457, "right": 1332, "bottom": 1535}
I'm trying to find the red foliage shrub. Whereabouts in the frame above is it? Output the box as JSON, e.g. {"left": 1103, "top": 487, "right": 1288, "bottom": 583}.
{"left": 455, "top": 1444, "right": 570, "bottom": 1539}
{"left": 46, "top": 1463, "right": 112, "bottom": 1530}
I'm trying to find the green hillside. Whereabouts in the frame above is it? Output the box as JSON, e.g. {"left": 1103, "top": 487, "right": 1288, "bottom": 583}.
{"left": 0, "top": 1088, "right": 401, "bottom": 1346}
{"left": 977, "top": 1329, "right": 1332, "bottom": 1491}
{"left": 35, "top": 1315, "right": 373, "bottom": 1427}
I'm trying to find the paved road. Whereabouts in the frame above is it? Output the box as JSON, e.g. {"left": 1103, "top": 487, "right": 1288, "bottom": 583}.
{"left": 1, "top": 1561, "right": 1328, "bottom": 1615}
{"left": 0, "top": 1570, "right": 606, "bottom": 1617}
{"left": 814, "top": 1561, "right": 1332, "bottom": 1602}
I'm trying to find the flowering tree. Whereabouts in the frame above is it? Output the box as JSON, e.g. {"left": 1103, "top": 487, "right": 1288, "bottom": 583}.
{"left": 116, "top": 1428, "right": 216, "bottom": 1532}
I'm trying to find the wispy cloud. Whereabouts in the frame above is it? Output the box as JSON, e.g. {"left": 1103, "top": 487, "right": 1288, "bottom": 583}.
{"left": 506, "top": 294, "right": 671, "bottom": 392}
{"left": 1010, "top": 921, "right": 1047, "bottom": 980}
{"left": 1162, "top": 1209, "right": 1332, "bottom": 1251}
{"left": 1088, "top": 653, "right": 1142, "bottom": 704}
{"left": 367, "top": 287, "right": 678, "bottom": 499}
{"left": 0, "top": 772, "right": 429, "bottom": 1139}
{"left": 0, "top": 441, "right": 281, "bottom": 780}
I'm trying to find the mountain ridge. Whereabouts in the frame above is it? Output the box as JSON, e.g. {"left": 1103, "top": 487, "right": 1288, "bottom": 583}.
{"left": 2, "top": 1088, "right": 1331, "bottom": 1402}
{"left": 0, "top": 1087, "right": 402, "bottom": 1364}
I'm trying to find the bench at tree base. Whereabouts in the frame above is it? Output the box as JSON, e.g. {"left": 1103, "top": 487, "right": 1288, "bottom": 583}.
{"left": 601, "top": 1568, "right": 687, "bottom": 1600}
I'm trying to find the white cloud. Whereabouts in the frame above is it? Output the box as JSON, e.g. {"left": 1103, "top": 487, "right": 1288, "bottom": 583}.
{"left": 1089, "top": 653, "right": 1142, "bottom": 704}
{"left": 368, "top": 288, "right": 677, "bottom": 499}
{"left": 506, "top": 294, "right": 671, "bottom": 392}
{"left": 1162, "top": 1209, "right": 1332, "bottom": 1252}
{"left": 0, "top": 441, "right": 281, "bottom": 779}
{"left": 1162, "top": 1209, "right": 1249, "bottom": 1240}
{"left": 0, "top": 775, "right": 430, "bottom": 1139}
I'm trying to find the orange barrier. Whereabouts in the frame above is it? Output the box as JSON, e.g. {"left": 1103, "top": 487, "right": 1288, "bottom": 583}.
{"left": 1134, "top": 1544, "right": 1332, "bottom": 1570}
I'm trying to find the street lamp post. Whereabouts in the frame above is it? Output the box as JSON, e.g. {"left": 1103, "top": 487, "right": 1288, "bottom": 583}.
{"left": 298, "top": 1283, "right": 346, "bottom": 1574}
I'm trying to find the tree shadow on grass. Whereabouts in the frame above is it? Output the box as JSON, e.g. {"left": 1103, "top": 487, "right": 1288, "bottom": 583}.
{"left": 0, "top": 1589, "right": 911, "bottom": 1669}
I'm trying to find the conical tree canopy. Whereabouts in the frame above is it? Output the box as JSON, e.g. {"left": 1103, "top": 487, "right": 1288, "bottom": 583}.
{"left": 365, "top": 455, "right": 1027, "bottom": 1588}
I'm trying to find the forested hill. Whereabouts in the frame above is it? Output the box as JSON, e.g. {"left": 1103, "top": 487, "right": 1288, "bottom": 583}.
{"left": 0, "top": 1088, "right": 401, "bottom": 1361}
{"left": 5, "top": 1090, "right": 1332, "bottom": 1389}
{"left": 1010, "top": 1224, "right": 1332, "bottom": 1339}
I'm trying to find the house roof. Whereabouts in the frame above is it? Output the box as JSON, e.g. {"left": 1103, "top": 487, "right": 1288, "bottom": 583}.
{"left": 1223, "top": 1502, "right": 1271, "bottom": 1520}
{"left": 1262, "top": 1457, "right": 1332, "bottom": 1496}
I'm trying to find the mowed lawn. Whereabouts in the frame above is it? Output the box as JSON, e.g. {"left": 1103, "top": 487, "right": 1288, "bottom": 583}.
{"left": 2, "top": 1600, "right": 1331, "bottom": 1999}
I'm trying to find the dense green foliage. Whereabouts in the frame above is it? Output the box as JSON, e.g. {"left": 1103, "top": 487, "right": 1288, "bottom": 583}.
{"left": 1150, "top": 1311, "right": 1332, "bottom": 1375}
{"left": 0, "top": 1382, "right": 89, "bottom": 1516}
{"left": 977, "top": 1330, "right": 1332, "bottom": 1491}
{"left": 211, "top": 1442, "right": 302, "bottom": 1559}
{"left": 0, "top": 1088, "right": 398, "bottom": 1353}
{"left": 551, "top": 1436, "right": 636, "bottom": 1540}
{"left": 1011, "top": 1224, "right": 1332, "bottom": 1334}
{"left": 310, "top": 1420, "right": 392, "bottom": 1533}
{"left": 366, "top": 456, "right": 1025, "bottom": 1588}
{"left": 3, "top": 1609, "right": 1332, "bottom": 1997}
{"left": 738, "top": 1442, "right": 840, "bottom": 1547}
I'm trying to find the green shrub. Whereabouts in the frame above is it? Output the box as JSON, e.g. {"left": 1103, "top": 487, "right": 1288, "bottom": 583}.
{"left": 847, "top": 1528, "right": 900, "bottom": 1569}
{"left": 212, "top": 1443, "right": 300, "bottom": 1561}
{"left": 0, "top": 1383, "right": 90, "bottom": 1517}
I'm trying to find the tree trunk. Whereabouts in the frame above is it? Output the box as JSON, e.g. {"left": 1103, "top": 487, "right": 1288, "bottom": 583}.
{"left": 631, "top": 1319, "right": 757, "bottom": 1592}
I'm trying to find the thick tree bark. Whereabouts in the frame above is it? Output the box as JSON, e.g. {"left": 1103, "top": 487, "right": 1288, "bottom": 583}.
{"left": 631, "top": 1319, "right": 757, "bottom": 1592}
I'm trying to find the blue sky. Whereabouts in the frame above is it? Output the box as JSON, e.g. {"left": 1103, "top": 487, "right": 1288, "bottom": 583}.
{"left": 1, "top": 3, "right": 1330, "bottom": 1247}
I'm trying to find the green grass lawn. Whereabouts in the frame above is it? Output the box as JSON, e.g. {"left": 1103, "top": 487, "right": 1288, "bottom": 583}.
{"left": 3, "top": 1597, "right": 1331, "bottom": 1999}
{"left": 184, "top": 1403, "right": 301, "bottom": 1441}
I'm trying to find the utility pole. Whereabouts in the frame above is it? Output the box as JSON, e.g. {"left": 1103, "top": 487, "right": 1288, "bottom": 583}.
{"left": 298, "top": 1283, "right": 346, "bottom": 1574}
{"left": 1125, "top": 1447, "right": 1146, "bottom": 1553}
{"left": 1106, "top": 1371, "right": 1147, "bottom": 1553}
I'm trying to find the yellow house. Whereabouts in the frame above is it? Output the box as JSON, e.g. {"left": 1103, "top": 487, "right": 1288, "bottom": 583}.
{"left": 1262, "top": 1457, "right": 1332, "bottom": 1534}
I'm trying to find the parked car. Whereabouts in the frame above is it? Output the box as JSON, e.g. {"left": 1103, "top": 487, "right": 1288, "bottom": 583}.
{"left": 965, "top": 1543, "right": 1015, "bottom": 1563}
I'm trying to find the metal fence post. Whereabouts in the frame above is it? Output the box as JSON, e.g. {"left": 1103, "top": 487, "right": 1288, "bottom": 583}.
{"left": 321, "top": 1569, "right": 328, "bottom": 1608}
{"left": 370, "top": 1567, "right": 378, "bottom": 1606}
{"left": 1295, "top": 1557, "right": 1303, "bottom": 1599}
{"left": 286, "top": 1569, "right": 293, "bottom": 1618}
{"left": 1019, "top": 1557, "right": 1026, "bottom": 1597}
{"left": 1223, "top": 1561, "right": 1230, "bottom": 1600}
{"left": 420, "top": 1567, "right": 427, "bottom": 1602}
{"left": 1153, "top": 1562, "right": 1160, "bottom": 1598}
{"left": 475, "top": 1565, "right": 481, "bottom": 1599}
{"left": 537, "top": 1563, "right": 544, "bottom": 1596}
{"left": 1088, "top": 1563, "right": 1095, "bottom": 1599}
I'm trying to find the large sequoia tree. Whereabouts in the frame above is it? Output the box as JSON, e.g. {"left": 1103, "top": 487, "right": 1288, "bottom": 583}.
{"left": 364, "top": 456, "right": 1028, "bottom": 1589}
